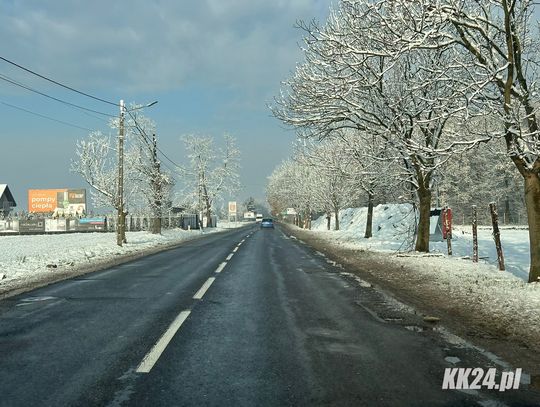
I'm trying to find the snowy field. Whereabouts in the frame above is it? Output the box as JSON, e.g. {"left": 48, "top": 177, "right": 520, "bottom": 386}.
{"left": 312, "top": 204, "right": 531, "bottom": 281}
{"left": 0, "top": 223, "right": 244, "bottom": 295}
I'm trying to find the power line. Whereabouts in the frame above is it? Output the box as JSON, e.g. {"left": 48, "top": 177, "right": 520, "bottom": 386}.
{"left": 0, "top": 55, "right": 118, "bottom": 106}
{"left": 126, "top": 109, "right": 186, "bottom": 172}
{"left": 0, "top": 73, "right": 115, "bottom": 118}
{"left": 1, "top": 100, "right": 93, "bottom": 131}
{"left": 130, "top": 128, "right": 181, "bottom": 182}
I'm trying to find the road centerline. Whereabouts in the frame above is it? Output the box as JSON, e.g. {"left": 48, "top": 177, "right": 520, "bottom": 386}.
{"left": 193, "top": 277, "right": 216, "bottom": 300}
{"left": 214, "top": 262, "right": 227, "bottom": 274}
{"left": 226, "top": 253, "right": 234, "bottom": 261}
{"left": 136, "top": 310, "right": 191, "bottom": 374}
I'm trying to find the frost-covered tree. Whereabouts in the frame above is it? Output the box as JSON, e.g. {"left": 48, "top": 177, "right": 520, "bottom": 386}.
{"left": 131, "top": 134, "right": 174, "bottom": 234}
{"left": 297, "top": 139, "right": 358, "bottom": 230}
{"left": 337, "top": 131, "right": 398, "bottom": 238}
{"left": 126, "top": 110, "right": 174, "bottom": 234}
{"left": 180, "top": 134, "right": 241, "bottom": 227}
{"left": 267, "top": 158, "right": 317, "bottom": 227}
{"left": 72, "top": 106, "right": 168, "bottom": 242}
{"left": 438, "top": 139, "right": 525, "bottom": 225}
{"left": 72, "top": 131, "right": 139, "bottom": 243}
{"left": 267, "top": 139, "right": 362, "bottom": 231}
{"left": 272, "top": 1, "right": 487, "bottom": 252}
{"left": 72, "top": 131, "right": 119, "bottom": 210}
{"left": 370, "top": 0, "right": 540, "bottom": 281}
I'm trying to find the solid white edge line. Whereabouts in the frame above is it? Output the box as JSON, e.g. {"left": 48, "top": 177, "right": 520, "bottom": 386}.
{"left": 193, "top": 277, "right": 216, "bottom": 300}
{"left": 226, "top": 253, "right": 234, "bottom": 261}
{"left": 215, "top": 262, "right": 227, "bottom": 274}
{"left": 136, "top": 310, "right": 191, "bottom": 373}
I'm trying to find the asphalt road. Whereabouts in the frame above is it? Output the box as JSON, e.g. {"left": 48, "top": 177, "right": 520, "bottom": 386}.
{"left": 0, "top": 224, "right": 538, "bottom": 406}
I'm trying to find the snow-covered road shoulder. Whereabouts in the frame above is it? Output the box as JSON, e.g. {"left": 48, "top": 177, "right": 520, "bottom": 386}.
{"left": 299, "top": 204, "right": 540, "bottom": 356}
{"left": 388, "top": 253, "right": 540, "bottom": 342}
{"left": 286, "top": 223, "right": 540, "bottom": 374}
{"left": 0, "top": 228, "right": 227, "bottom": 298}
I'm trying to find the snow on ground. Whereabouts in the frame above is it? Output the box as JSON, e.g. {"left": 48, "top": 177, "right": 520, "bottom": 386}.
{"left": 0, "top": 224, "right": 242, "bottom": 295}
{"left": 386, "top": 253, "right": 540, "bottom": 343}
{"left": 310, "top": 204, "right": 540, "bottom": 342}
{"left": 312, "top": 203, "right": 531, "bottom": 281}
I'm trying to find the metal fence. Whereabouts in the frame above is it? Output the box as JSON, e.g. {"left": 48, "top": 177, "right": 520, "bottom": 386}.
{"left": 0, "top": 217, "right": 107, "bottom": 234}
{"left": 0, "top": 213, "right": 217, "bottom": 235}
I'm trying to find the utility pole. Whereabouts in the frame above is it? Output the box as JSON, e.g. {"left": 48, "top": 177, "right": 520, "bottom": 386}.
{"left": 152, "top": 133, "right": 162, "bottom": 234}
{"left": 117, "top": 99, "right": 126, "bottom": 246}
{"left": 198, "top": 158, "right": 203, "bottom": 230}
{"left": 115, "top": 100, "right": 158, "bottom": 244}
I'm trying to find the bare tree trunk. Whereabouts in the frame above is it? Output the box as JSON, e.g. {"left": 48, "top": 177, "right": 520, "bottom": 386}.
{"left": 151, "top": 217, "right": 161, "bottom": 234}
{"left": 203, "top": 184, "right": 212, "bottom": 227}
{"left": 490, "top": 202, "right": 505, "bottom": 271}
{"left": 415, "top": 184, "right": 431, "bottom": 252}
{"left": 504, "top": 177, "right": 511, "bottom": 224}
{"left": 365, "top": 192, "right": 374, "bottom": 238}
{"left": 326, "top": 212, "right": 331, "bottom": 230}
{"left": 524, "top": 174, "right": 540, "bottom": 282}
{"left": 334, "top": 207, "right": 340, "bottom": 231}
{"left": 205, "top": 205, "right": 212, "bottom": 227}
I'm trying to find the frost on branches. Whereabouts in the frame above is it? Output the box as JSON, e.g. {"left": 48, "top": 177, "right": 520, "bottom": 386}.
{"left": 272, "top": 0, "right": 487, "bottom": 253}
{"left": 271, "top": 0, "right": 540, "bottom": 283}
{"left": 179, "top": 134, "right": 241, "bottom": 227}
{"left": 71, "top": 106, "right": 174, "bottom": 240}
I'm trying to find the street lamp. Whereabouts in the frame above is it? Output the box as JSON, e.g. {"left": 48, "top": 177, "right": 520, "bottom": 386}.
{"left": 117, "top": 99, "right": 158, "bottom": 246}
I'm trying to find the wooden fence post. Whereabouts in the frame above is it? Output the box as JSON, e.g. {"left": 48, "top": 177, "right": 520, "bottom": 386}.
{"left": 489, "top": 202, "right": 505, "bottom": 271}
{"left": 444, "top": 206, "right": 452, "bottom": 256}
{"left": 472, "top": 205, "right": 478, "bottom": 263}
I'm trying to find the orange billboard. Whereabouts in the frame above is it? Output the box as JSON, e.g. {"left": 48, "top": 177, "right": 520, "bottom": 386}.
{"left": 28, "top": 189, "right": 67, "bottom": 213}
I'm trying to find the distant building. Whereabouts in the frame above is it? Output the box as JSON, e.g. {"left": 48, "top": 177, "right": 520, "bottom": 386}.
{"left": 0, "top": 184, "right": 16, "bottom": 216}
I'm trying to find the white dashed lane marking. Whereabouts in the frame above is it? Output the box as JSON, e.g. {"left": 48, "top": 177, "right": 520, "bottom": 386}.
{"left": 136, "top": 310, "right": 191, "bottom": 373}
{"left": 137, "top": 231, "right": 255, "bottom": 373}
{"left": 193, "top": 277, "right": 216, "bottom": 300}
{"left": 214, "top": 262, "right": 227, "bottom": 274}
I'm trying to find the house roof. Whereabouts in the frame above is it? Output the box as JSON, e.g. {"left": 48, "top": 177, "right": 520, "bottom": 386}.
{"left": 0, "top": 184, "right": 17, "bottom": 206}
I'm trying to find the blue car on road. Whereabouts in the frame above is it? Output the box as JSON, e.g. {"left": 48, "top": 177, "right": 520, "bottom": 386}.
{"left": 260, "top": 218, "right": 274, "bottom": 229}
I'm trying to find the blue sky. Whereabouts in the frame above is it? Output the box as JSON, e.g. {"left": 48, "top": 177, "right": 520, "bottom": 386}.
{"left": 0, "top": 0, "right": 330, "bottom": 211}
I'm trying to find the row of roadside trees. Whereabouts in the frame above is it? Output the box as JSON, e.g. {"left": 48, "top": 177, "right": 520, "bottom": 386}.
{"left": 269, "top": 0, "right": 540, "bottom": 283}
{"left": 71, "top": 104, "right": 241, "bottom": 244}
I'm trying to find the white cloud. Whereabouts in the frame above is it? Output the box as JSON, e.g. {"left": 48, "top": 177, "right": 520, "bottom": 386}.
{"left": 0, "top": 0, "right": 329, "bottom": 93}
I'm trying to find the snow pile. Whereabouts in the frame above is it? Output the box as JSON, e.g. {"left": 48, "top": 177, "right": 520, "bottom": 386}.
{"left": 312, "top": 204, "right": 417, "bottom": 252}
{"left": 0, "top": 228, "right": 223, "bottom": 294}
{"left": 312, "top": 204, "right": 532, "bottom": 281}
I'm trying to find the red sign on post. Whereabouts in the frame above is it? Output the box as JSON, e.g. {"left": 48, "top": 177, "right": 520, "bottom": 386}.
{"left": 442, "top": 207, "right": 453, "bottom": 239}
